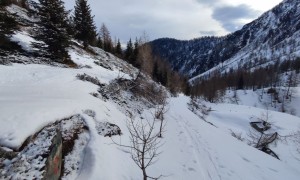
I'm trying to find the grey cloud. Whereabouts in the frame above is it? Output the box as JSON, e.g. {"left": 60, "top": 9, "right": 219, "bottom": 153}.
{"left": 60, "top": 0, "right": 264, "bottom": 41}
{"left": 199, "top": 30, "right": 218, "bottom": 36}
{"left": 212, "top": 4, "right": 260, "bottom": 31}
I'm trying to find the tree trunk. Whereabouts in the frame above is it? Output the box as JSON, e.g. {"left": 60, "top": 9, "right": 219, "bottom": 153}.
{"left": 142, "top": 168, "right": 147, "bottom": 180}
{"left": 158, "top": 119, "right": 163, "bottom": 138}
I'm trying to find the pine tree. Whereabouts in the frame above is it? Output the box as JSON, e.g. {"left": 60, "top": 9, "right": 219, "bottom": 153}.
{"left": 73, "top": 0, "right": 97, "bottom": 48}
{"left": 0, "top": 0, "right": 11, "bottom": 6}
{"left": 125, "top": 38, "right": 133, "bottom": 62}
{"left": 0, "top": 8, "right": 18, "bottom": 39}
{"left": 152, "top": 61, "right": 159, "bottom": 81}
{"left": 115, "top": 39, "right": 122, "bottom": 57}
{"left": 0, "top": 2, "right": 20, "bottom": 53}
{"left": 133, "top": 38, "right": 139, "bottom": 66}
{"left": 33, "top": 0, "right": 70, "bottom": 62}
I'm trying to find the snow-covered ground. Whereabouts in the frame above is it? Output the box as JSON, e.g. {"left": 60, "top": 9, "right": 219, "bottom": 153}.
{"left": 222, "top": 88, "right": 300, "bottom": 117}
{"left": 1, "top": 46, "right": 300, "bottom": 179}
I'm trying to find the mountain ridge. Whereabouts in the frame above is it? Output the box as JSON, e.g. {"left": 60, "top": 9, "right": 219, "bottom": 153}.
{"left": 150, "top": 0, "right": 300, "bottom": 79}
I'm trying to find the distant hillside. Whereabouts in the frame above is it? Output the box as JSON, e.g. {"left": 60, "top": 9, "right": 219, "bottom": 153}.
{"left": 150, "top": 0, "right": 300, "bottom": 79}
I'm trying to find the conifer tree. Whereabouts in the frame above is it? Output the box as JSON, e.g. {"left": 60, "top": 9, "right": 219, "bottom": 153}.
{"left": 0, "top": 8, "right": 18, "bottom": 39}
{"left": 133, "top": 38, "right": 139, "bottom": 66}
{"left": 115, "top": 39, "right": 122, "bottom": 57}
{"left": 0, "top": 1, "right": 19, "bottom": 53}
{"left": 0, "top": 0, "right": 11, "bottom": 7}
{"left": 125, "top": 38, "right": 133, "bottom": 62}
{"left": 33, "top": 0, "right": 70, "bottom": 62}
{"left": 73, "top": 0, "right": 97, "bottom": 48}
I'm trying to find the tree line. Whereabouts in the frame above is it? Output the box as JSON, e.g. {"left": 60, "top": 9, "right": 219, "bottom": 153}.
{"left": 122, "top": 35, "right": 190, "bottom": 95}
{"left": 191, "top": 58, "right": 300, "bottom": 102}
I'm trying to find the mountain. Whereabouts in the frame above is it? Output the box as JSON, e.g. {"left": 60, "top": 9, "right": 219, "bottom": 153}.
{"left": 150, "top": 0, "right": 300, "bottom": 78}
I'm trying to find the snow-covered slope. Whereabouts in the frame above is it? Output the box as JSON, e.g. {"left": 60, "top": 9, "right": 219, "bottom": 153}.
{"left": 0, "top": 45, "right": 300, "bottom": 179}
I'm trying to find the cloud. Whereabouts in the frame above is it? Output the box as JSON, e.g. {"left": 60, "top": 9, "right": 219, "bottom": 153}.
{"left": 199, "top": 31, "right": 219, "bottom": 36}
{"left": 59, "top": 0, "right": 274, "bottom": 42}
{"left": 196, "top": 0, "right": 219, "bottom": 7}
{"left": 212, "top": 4, "right": 260, "bottom": 31}
{"left": 62, "top": 0, "right": 226, "bottom": 42}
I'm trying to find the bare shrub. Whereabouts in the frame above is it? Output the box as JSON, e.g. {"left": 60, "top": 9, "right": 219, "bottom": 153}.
{"left": 76, "top": 73, "right": 105, "bottom": 87}
{"left": 112, "top": 115, "right": 163, "bottom": 180}
{"left": 154, "top": 95, "right": 168, "bottom": 138}
{"left": 230, "top": 130, "right": 244, "bottom": 141}
{"left": 131, "top": 73, "right": 167, "bottom": 105}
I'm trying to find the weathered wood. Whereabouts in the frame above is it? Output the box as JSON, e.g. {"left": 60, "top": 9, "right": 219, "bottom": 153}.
{"left": 250, "top": 121, "right": 271, "bottom": 133}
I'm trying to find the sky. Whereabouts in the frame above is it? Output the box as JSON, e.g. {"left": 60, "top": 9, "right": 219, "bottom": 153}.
{"left": 63, "top": 0, "right": 283, "bottom": 42}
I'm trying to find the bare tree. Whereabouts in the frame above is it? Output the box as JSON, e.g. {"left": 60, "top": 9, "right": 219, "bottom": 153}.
{"left": 154, "top": 95, "right": 168, "bottom": 138}
{"left": 98, "top": 23, "right": 113, "bottom": 52}
{"left": 294, "top": 130, "right": 300, "bottom": 154}
{"left": 136, "top": 32, "right": 154, "bottom": 76}
{"left": 112, "top": 115, "right": 163, "bottom": 180}
{"left": 285, "top": 71, "right": 298, "bottom": 101}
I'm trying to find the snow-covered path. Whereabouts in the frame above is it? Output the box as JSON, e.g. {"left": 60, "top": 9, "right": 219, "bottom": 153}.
{"left": 155, "top": 96, "right": 300, "bottom": 180}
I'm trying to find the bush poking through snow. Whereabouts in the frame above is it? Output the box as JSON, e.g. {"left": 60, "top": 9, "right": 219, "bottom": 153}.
{"left": 94, "top": 60, "right": 112, "bottom": 70}
{"left": 83, "top": 109, "right": 96, "bottom": 118}
{"left": 76, "top": 73, "right": 105, "bottom": 87}
{"left": 230, "top": 130, "right": 245, "bottom": 141}
{"left": 248, "top": 110, "right": 280, "bottom": 159}
{"left": 96, "top": 122, "right": 122, "bottom": 137}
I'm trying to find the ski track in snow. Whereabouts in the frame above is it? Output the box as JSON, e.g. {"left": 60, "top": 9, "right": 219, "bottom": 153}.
{"left": 175, "top": 116, "right": 221, "bottom": 180}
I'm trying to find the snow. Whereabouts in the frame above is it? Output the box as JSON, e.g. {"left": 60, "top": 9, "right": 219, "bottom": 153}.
{"left": 62, "top": 131, "right": 89, "bottom": 180}
{"left": 6, "top": 4, "right": 37, "bottom": 23}
{"left": 154, "top": 95, "right": 300, "bottom": 180}
{"left": 11, "top": 31, "right": 41, "bottom": 52}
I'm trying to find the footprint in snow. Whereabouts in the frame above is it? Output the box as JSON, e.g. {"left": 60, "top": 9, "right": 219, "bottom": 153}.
{"left": 188, "top": 167, "right": 196, "bottom": 172}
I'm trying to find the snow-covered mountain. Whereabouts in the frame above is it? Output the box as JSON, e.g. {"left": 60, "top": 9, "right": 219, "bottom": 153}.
{"left": 1, "top": 3, "right": 300, "bottom": 180}
{"left": 151, "top": 0, "right": 300, "bottom": 78}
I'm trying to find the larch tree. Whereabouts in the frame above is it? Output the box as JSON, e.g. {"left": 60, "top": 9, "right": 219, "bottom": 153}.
{"left": 137, "top": 43, "right": 153, "bottom": 76}
{"left": 33, "top": 0, "right": 71, "bottom": 62}
{"left": 99, "top": 23, "right": 112, "bottom": 52}
{"left": 73, "top": 0, "right": 97, "bottom": 48}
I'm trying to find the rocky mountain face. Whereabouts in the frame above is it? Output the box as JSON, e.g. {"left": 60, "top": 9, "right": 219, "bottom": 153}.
{"left": 150, "top": 0, "right": 300, "bottom": 78}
